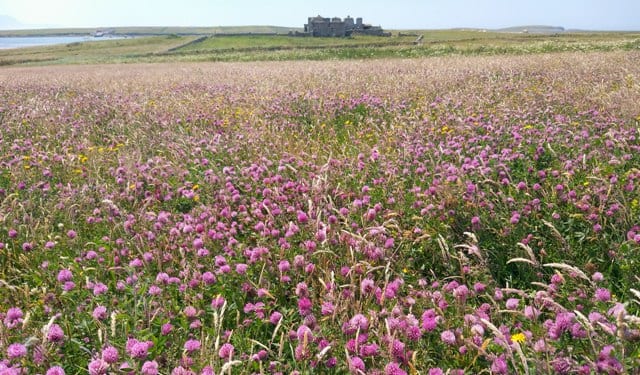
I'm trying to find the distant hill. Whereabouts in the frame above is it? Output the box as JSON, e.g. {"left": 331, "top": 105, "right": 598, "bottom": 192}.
{"left": 0, "top": 15, "right": 25, "bottom": 30}
{"left": 496, "top": 25, "right": 566, "bottom": 34}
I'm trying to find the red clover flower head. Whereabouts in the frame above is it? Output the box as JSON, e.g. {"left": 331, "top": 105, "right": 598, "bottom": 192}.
{"left": 47, "top": 323, "right": 65, "bottom": 343}
{"left": 184, "top": 339, "right": 201, "bottom": 353}
{"left": 46, "top": 366, "right": 66, "bottom": 375}
{"left": 349, "top": 356, "right": 365, "bottom": 373}
{"left": 385, "top": 362, "right": 407, "bottom": 375}
{"left": 218, "top": 343, "right": 234, "bottom": 360}
{"left": 87, "top": 358, "right": 109, "bottom": 375}
{"left": 92, "top": 306, "right": 107, "bottom": 320}
{"left": 441, "top": 330, "right": 456, "bottom": 345}
{"left": 7, "top": 343, "right": 27, "bottom": 359}
{"left": 141, "top": 361, "right": 159, "bottom": 375}
{"left": 101, "top": 345, "right": 119, "bottom": 364}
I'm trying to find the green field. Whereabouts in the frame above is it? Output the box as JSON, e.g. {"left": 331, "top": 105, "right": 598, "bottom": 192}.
{"left": 2, "top": 22, "right": 640, "bottom": 373}
{"left": 0, "top": 25, "right": 299, "bottom": 37}
{"left": 1, "top": 29, "right": 639, "bottom": 66}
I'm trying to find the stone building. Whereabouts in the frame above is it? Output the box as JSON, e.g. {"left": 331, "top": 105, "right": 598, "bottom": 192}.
{"left": 302, "top": 16, "right": 389, "bottom": 37}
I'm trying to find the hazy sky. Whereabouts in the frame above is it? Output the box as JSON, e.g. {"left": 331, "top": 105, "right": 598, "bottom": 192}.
{"left": 0, "top": 0, "right": 638, "bottom": 30}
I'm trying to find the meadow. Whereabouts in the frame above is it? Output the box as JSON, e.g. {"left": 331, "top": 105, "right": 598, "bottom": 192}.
{"left": 1, "top": 30, "right": 639, "bottom": 66}
{"left": 1, "top": 50, "right": 640, "bottom": 374}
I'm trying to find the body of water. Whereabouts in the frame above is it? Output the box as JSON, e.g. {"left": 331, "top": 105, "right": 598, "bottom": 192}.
{"left": 0, "top": 36, "right": 125, "bottom": 50}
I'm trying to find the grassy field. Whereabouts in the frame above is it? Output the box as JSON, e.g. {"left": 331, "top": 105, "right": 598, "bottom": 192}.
{"left": 0, "top": 25, "right": 299, "bottom": 37}
{"left": 2, "top": 23, "right": 640, "bottom": 374}
{"left": 1, "top": 51, "right": 640, "bottom": 373}
{"left": 1, "top": 29, "right": 639, "bottom": 66}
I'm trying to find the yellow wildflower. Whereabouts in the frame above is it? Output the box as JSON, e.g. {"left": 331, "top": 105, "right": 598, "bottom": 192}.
{"left": 511, "top": 332, "right": 526, "bottom": 343}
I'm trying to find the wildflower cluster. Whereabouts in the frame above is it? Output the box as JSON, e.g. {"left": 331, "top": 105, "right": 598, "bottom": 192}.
{"left": 1, "top": 52, "right": 639, "bottom": 373}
